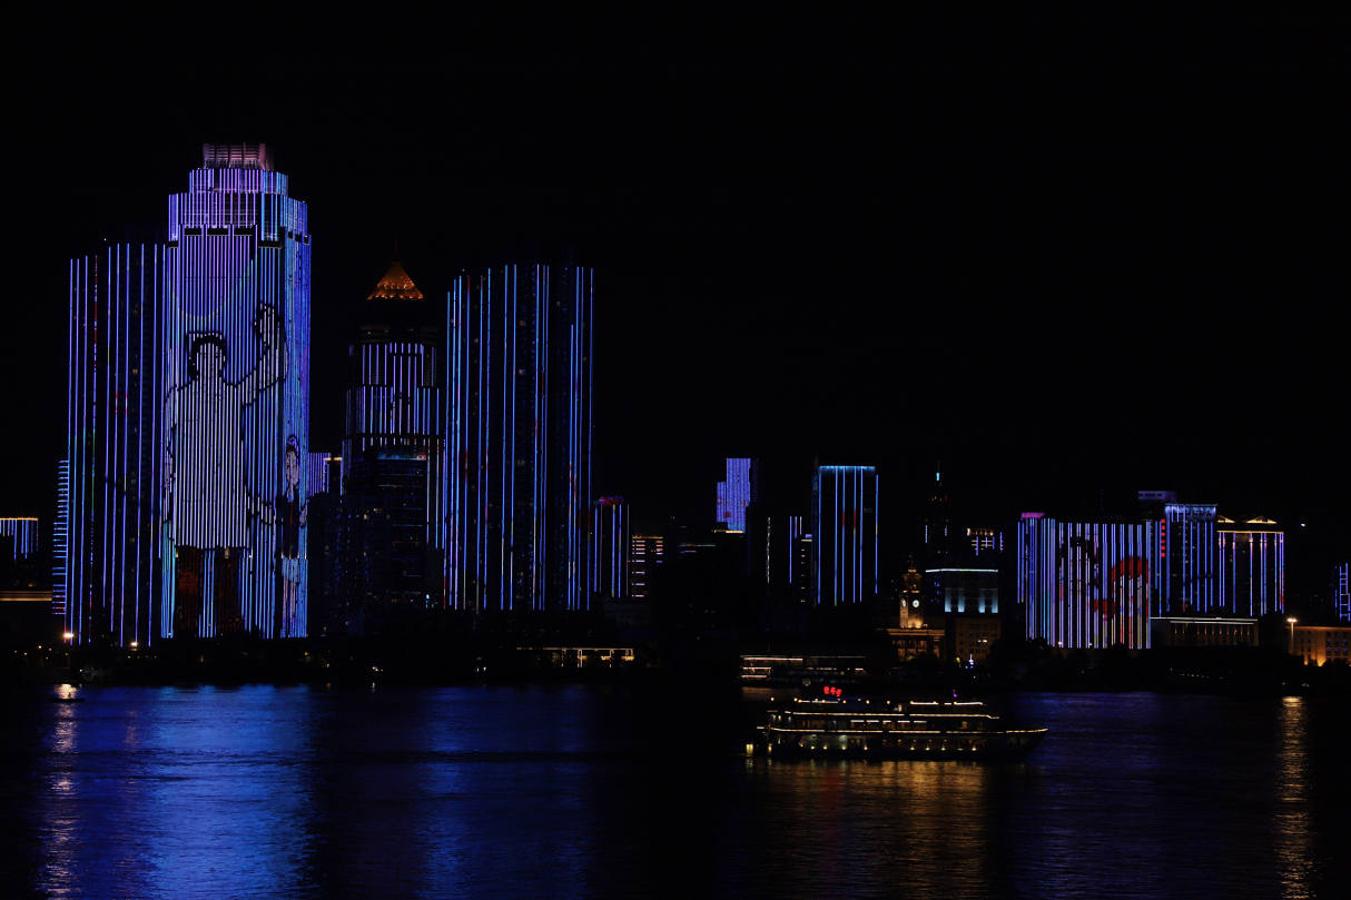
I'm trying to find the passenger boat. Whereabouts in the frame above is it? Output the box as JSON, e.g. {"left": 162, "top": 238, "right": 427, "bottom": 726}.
{"left": 753, "top": 689, "right": 1047, "bottom": 759}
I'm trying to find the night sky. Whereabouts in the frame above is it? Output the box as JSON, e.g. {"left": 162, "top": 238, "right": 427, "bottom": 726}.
{"left": 9, "top": 12, "right": 1348, "bottom": 594}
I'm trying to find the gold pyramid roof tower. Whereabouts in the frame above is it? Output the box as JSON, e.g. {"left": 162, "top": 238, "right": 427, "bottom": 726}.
{"left": 366, "top": 260, "right": 424, "bottom": 301}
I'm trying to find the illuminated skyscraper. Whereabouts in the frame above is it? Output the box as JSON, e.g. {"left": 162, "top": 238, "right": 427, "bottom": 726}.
{"left": 1157, "top": 503, "right": 1218, "bottom": 615}
{"left": 811, "top": 465, "right": 879, "bottom": 606}
{"left": 715, "top": 457, "right": 752, "bottom": 533}
{"left": 1017, "top": 512, "right": 1159, "bottom": 650}
{"left": 443, "top": 263, "right": 594, "bottom": 612}
{"left": 340, "top": 261, "right": 445, "bottom": 620}
{"left": 161, "top": 144, "right": 311, "bottom": 638}
{"left": 63, "top": 245, "right": 164, "bottom": 646}
{"left": 592, "top": 497, "right": 630, "bottom": 602}
{"left": 1216, "top": 516, "right": 1285, "bottom": 617}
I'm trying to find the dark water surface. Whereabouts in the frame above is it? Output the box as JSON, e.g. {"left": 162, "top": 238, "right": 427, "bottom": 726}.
{"left": 3, "top": 685, "right": 1347, "bottom": 898}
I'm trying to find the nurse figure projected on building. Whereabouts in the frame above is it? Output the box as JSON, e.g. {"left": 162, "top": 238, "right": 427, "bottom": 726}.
{"left": 165, "top": 304, "right": 286, "bottom": 637}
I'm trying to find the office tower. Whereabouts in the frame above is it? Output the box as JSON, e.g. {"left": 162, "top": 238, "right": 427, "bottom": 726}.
{"left": 592, "top": 497, "right": 630, "bottom": 601}
{"left": 62, "top": 245, "right": 164, "bottom": 646}
{"left": 715, "top": 457, "right": 752, "bottom": 533}
{"left": 0, "top": 518, "right": 39, "bottom": 560}
{"left": 1216, "top": 516, "right": 1285, "bottom": 616}
{"left": 340, "top": 261, "right": 445, "bottom": 620}
{"left": 1158, "top": 503, "right": 1218, "bottom": 615}
{"left": 1334, "top": 562, "right": 1350, "bottom": 624}
{"left": 628, "top": 533, "right": 665, "bottom": 601}
{"left": 1016, "top": 512, "right": 1159, "bottom": 650}
{"left": 160, "top": 144, "right": 311, "bottom": 639}
{"left": 811, "top": 465, "right": 879, "bottom": 606}
{"left": 444, "top": 263, "right": 594, "bottom": 612}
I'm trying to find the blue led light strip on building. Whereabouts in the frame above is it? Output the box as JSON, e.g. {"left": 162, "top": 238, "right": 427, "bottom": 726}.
{"left": 443, "top": 264, "right": 594, "bottom": 612}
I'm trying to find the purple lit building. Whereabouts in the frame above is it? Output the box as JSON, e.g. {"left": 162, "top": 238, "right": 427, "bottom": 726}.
{"left": 160, "top": 144, "right": 311, "bottom": 638}
{"left": 1017, "top": 513, "right": 1159, "bottom": 650}
{"left": 443, "top": 264, "right": 594, "bottom": 612}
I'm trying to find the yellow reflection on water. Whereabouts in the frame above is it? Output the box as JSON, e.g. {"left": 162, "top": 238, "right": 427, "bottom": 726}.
{"left": 1275, "top": 696, "right": 1314, "bottom": 900}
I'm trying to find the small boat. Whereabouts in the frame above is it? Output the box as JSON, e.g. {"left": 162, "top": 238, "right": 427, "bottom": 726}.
{"left": 753, "top": 689, "right": 1046, "bottom": 759}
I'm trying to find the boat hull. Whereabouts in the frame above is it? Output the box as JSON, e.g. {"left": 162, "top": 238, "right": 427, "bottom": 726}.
{"left": 757, "top": 728, "right": 1047, "bottom": 760}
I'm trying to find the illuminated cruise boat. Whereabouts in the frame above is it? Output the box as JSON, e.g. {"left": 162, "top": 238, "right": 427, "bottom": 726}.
{"left": 754, "top": 689, "right": 1047, "bottom": 759}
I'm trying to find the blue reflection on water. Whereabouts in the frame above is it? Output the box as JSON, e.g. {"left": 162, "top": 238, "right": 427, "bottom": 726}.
{"left": 10, "top": 686, "right": 1347, "bottom": 898}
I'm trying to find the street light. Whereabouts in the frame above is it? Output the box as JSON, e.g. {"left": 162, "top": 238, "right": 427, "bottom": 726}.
{"left": 1287, "top": 617, "right": 1298, "bottom": 657}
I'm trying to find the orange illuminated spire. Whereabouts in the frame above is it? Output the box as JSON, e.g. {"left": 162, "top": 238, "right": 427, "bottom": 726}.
{"left": 367, "top": 260, "right": 424, "bottom": 301}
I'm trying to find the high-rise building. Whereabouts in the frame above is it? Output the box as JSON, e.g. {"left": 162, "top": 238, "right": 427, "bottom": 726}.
{"left": 715, "top": 458, "right": 752, "bottom": 533}
{"left": 592, "top": 497, "right": 630, "bottom": 602}
{"left": 628, "top": 533, "right": 665, "bottom": 601}
{"left": 1017, "top": 512, "right": 1159, "bottom": 650}
{"left": 160, "top": 144, "right": 311, "bottom": 639}
{"left": 811, "top": 465, "right": 879, "bottom": 606}
{"left": 1158, "top": 502, "right": 1218, "bottom": 615}
{"left": 62, "top": 245, "right": 164, "bottom": 646}
{"left": 1216, "top": 516, "right": 1285, "bottom": 617}
{"left": 1333, "top": 562, "right": 1350, "bottom": 624}
{"left": 443, "top": 263, "right": 594, "bottom": 612}
{"left": 338, "top": 261, "right": 445, "bottom": 623}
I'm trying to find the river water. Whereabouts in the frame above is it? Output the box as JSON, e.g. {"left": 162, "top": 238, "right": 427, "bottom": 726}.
{"left": 3, "top": 685, "right": 1346, "bottom": 897}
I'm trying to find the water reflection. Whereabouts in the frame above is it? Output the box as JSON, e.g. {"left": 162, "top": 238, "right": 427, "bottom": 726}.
{"left": 1274, "top": 696, "right": 1314, "bottom": 900}
{"left": 14, "top": 686, "right": 1346, "bottom": 898}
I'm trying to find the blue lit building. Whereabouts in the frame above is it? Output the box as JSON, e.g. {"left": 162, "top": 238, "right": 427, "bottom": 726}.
{"left": 1216, "top": 516, "right": 1285, "bottom": 617}
{"left": 161, "top": 144, "right": 311, "bottom": 638}
{"left": 0, "top": 518, "right": 39, "bottom": 561}
{"left": 1334, "top": 561, "right": 1350, "bottom": 624}
{"left": 716, "top": 457, "right": 752, "bottom": 533}
{"left": 1158, "top": 502, "right": 1218, "bottom": 615}
{"left": 443, "top": 264, "right": 594, "bottom": 612}
{"left": 811, "top": 465, "right": 879, "bottom": 606}
{"left": 592, "top": 497, "right": 630, "bottom": 602}
{"left": 62, "top": 245, "right": 165, "bottom": 646}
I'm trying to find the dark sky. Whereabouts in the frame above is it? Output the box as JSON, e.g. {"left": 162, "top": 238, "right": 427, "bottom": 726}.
{"left": 8, "top": 11, "right": 1349, "bottom": 592}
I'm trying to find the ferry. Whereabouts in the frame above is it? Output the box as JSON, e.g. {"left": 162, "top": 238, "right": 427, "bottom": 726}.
{"left": 753, "top": 688, "right": 1047, "bottom": 759}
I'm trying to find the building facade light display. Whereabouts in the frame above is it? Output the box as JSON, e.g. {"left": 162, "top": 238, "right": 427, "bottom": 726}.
{"left": 1157, "top": 503, "right": 1217, "bottom": 615}
{"left": 715, "top": 457, "right": 752, "bottom": 533}
{"left": 1216, "top": 516, "right": 1285, "bottom": 617}
{"left": 63, "top": 245, "right": 164, "bottom": 647}
{"left": 1017, "top": 513, "right": 1159, "bottom": 650}
{"left": 811, "top": 465, "right": 879, "bottom": 606}
{"left": 443, "top": 264, "right": 594, "bottom": 612}
{"left": 161, "top": 145, "right": 311, "bottom": 638}
{"left": 592, "top": 497, "right": 629, "bottom": 601}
